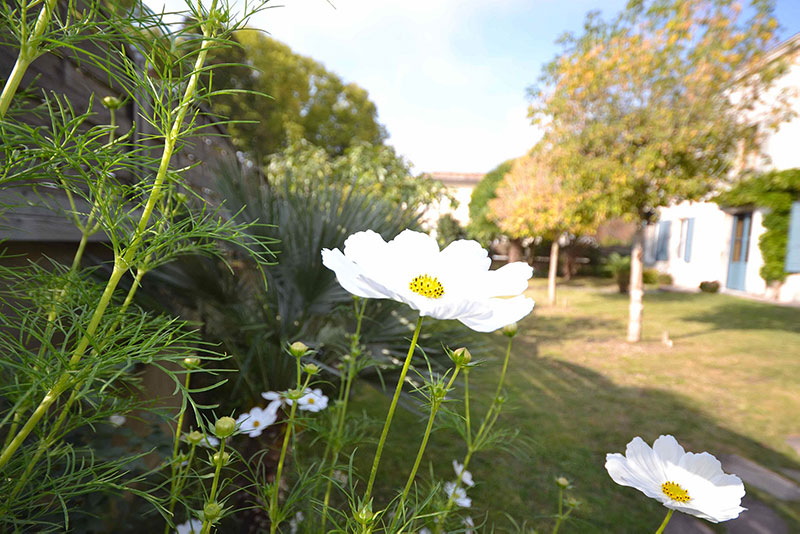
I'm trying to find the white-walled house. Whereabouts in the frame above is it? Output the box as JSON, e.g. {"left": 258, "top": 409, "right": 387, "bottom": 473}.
{"left": 420, "top": 172, "right": 484, "bottom": 229}
{"left": 645, "top": 33, "right": 800, "bottom": 303}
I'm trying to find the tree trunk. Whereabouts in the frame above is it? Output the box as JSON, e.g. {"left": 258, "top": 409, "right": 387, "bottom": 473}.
{"left": 548, "top": 240, "right": 559, "bottom": 306}
{"left": 562, "top": 250, "right": 574, "bottom": 281}
{"left": 508, "top": 238, "right": 524, "bottom": 263}
{"left": 627, "top": 225, "right": 645, "bottom": 343}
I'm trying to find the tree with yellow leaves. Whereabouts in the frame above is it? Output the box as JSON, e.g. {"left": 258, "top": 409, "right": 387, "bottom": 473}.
{"left": 490, "top": 148, "right": 596, "bottom": 306}
{"left": 529, "top": 0, "right": 792, "bottom": 341}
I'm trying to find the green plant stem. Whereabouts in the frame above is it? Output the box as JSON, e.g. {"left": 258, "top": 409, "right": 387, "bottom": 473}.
{"left": 437, "top": 337, "right": 515, "bottom": 532}
{"left": 200, "top": 438, "right": 226, "bottom": 534}
{"left": 363, "top": 315, "right": 424, "bottom": 502}
{"left": 390, "top": 368, "right": 461, "bottom": 533}
{"left": 0, "top": 0, "right": 59, "bottom": 118}
{"left": 464, "top": 369, "right": 472, "bottom": 448}
{"left": 0, "top": 0, "right": 218, "bottom": 471}
{"left": 270, "top": 375, "right": 312, "bottom": 534}
{"left": 163, "top": 370, "right": 193, "bottom": 534}
{"left": 552, "top": 487, "right": 564, "bottom": 534}
{"left": 654, "top": 509, "right": 674, "bottom": 534}
{"left": 320, "top": 298, "right": 366, "bottom": 531}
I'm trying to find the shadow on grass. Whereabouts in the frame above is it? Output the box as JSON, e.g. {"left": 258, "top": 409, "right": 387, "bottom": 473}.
{"left": 450, "top": 343, "right": 800, "bottom": 533}
{"left": 681, "top": 299, "right": 800, "bottom": 334}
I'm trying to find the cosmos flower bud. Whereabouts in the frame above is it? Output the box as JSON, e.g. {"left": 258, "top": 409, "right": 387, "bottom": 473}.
{"left": 303, "top": 363, "right": 319, "bottom": 376}
{"left": 502, "top": 322, "right": 519, "bottom": 337}
{"left": 186, "top": 430, "right": 204, "bottom": 445}
{"left": 556, "top": 476, "right": 570, "bottom": 488}
{"left": 182, "top": 356, "right": 201, "bottom": 369}
{"left": 212, "top": 451, "right": 231, "bottom": 466}
{"left": 203, "top": 501, "right": 222, "bottom": 521}
{"left": 289, "top": 341, "right": 309, "bottom": 358}
{"left": 213, "top": 416, "right": 236, "bottom": 438}
{"left": 450, "top": 347, "right": 472, "bottom": 367}
{"left": 101, "top": 95, "right": 122, "bottom": 110}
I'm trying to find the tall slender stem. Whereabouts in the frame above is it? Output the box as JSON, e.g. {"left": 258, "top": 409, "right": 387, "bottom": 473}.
{"left": 269, "top": 375, "right": 312, "bottom": 534}
{"left": 200, "top": 438, "right": 226, "bottom": 534}
{"left": 0, "top": 0, "right": 60, "bottom": 118}
{"left": 654, "top": 509, "right": 674, "bottom": 534}
{"left": 363, "top": 315, "right": 424, "bottom": 501}
{"left": 390, "top": 368, "right": 460, "bottom": 532}
{"left": 437, "top": 336, "right": 515, "bottom": 532}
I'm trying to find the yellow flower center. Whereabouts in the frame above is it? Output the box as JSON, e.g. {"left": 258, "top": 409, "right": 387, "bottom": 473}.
{"left": 252, "top": 420, "right": 261, "bottom": 428}
{"left": 409, "top": 274, "right": 444, "bottom": 299}
{"left": 308, "top": 398, "right": 315, "bottom": 404}
{"left": 661, "top": 481, "right": 690, "bottom": 503}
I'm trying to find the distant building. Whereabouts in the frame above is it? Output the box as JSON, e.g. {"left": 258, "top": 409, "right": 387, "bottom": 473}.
{"left": 421, "top": 172, "right": 485, "bottom": 229}
{"left": 645, "top": 33, "right": 800, "bottom": 303}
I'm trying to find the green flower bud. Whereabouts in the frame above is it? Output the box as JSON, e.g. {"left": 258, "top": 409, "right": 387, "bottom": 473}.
{"left": 354, "top": 501, "right": 373, "bottom": 525}
{"left": 212, "top": 451, "right": 231, "bottom": 466}
{"left": 102, "top": 95, "right": 123, "bottom": 110}
{"left": 213, "top": 416, "right": 236, "bottom": 438}
{"left": 556, "top": 476, "right": 570, "bottom": 489}
{"left": 287, "top": 388, "right": 304, "bottom": 401}
{"left": 450, "top": 347, "right": 472, "bottom": 367}
{"left": 289, "top": 341, "right": 309, "bottom": 358}
{"left": 186, "top": 430, "right": 204, "bottom": 445}
{"left": 182, "top": 356, "right": 201, "bottom": 369}
{"left": 502, "top": 322, "right": 519, "bottom": 337}
{"left": 303, "top": 363, "right": 319, "bottom": 376}
{"left": 565, "top": 496, "right": 580, "bottom": 508}
{"left": 203, "top": 501, "right": 222, "bottom": 521}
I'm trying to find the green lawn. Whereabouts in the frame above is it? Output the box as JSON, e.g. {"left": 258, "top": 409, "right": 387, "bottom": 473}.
{"left": 351, "top": 278, "right": 800, "bottom": 533}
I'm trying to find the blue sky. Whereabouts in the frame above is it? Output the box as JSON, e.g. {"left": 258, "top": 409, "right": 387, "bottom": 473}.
{"left": 150, "top": 0, "right": 800, "bottom": 173}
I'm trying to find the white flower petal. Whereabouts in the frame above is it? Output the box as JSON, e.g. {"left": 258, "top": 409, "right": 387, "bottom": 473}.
{"left": 322, "top": 249, "right": 389, "bottom": 299}
{"left": 457, "top": 296, "right": 535, "bottom": 333}
{"left": 480, "top": 262, "right": 534, "bottom": 297}
{"left": 653, "top": 435, "right": 686, "bottom": 466}
{"left": 439, "top": 239, "right": 491, "bottom": 273}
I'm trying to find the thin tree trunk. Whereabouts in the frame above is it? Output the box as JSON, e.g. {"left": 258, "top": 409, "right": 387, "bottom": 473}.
{"left": 508, "top": 238, "right": 524, "bottom": 263}
{"left": 627, "top": 225, "right": 644, "bottom": 343}
{"left": 548, "top": 240, "right": 559, "bottom": 306}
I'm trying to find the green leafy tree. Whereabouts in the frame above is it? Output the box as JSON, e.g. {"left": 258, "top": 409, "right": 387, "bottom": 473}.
{"left": 489, "top": 149, "right": 595, "bottom": 305}
{"left": 467, "top": 159, "right": 514, "bottom": 246}
{"left": 529, "top": 0, "right": 790, "bottom": 341}
{"left": 209, "top": 30, "right": 387, "bottom": 161}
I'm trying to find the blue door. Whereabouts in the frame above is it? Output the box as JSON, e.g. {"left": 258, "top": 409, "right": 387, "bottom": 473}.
{"left": 726, "top": 212, "right": 751, "bottom": 291}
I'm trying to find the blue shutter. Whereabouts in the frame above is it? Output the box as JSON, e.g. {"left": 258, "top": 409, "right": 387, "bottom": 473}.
{"left": 786, "top": 201, "right": 800, "bottom": 273}
{"left": 684, "top": 218, "right": 695, "bottom": 263}
{"left": 656, "top": 220, "right": 671, "bottom": 261}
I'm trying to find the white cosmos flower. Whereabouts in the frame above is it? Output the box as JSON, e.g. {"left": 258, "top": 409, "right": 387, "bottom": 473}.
{"left": 175, "top": 518, "right": 202, "bottom": 534}
{"left": 321, "top": 230, "right": 534, "bottom": 332}
{"left": 452, "top": 459, "right": 475, "bottom": 488}
{"left": 236, "top": 405, "right": 279, "bottom": 438}
{"left": 605, "top": 435, "right": 746, "bottom": 523}
{"left": 287, "top": 388, "right": 329, "bottom": 412}
{"left": 444, "top": 481, "right": 472, "bottom": 508}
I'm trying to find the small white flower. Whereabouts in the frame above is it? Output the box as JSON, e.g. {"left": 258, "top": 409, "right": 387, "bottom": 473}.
{"left": 289, "top": 511, "right": 304, "bottom": 534}
{"left": 332, "top": 469, "right": 348, "bottom": 484}
{"left": 236, "top": 405, "right": 279, "bottom": 438}
{"left": 287, "top": 388, "right": 329, "bottom": 412}
{"left": 605, "top": 435, "right": 746, "bottom": 523}
{"left": 261, "top": 390, "right": 284, "bottom": 404}
{"left": 199, "top": 434, "right": 219, "bottom": 448}
{"left": 419, "top": 529, "right": 431, "bottom": 534}
{"left": 452, "top": 459, "right": 474, "bottom": 488}
{"left": 175, "top": 518, "right": 202, "bottom": 534}
{"left": 322, "top": 230, "right": 534, "bottom": 332}
{"left": 444, "top": 481, "right": 472, "bottom": 508}
{"left": 464, "top": 516, "right": 475, "bottom": 534}
{"left": 109, "top": 414, "right": 126, "bottom": 427}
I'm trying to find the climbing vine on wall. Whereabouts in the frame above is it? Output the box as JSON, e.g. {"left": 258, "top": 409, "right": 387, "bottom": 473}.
{"left": 715, "top": 169, "right": 800, "bottom": 283}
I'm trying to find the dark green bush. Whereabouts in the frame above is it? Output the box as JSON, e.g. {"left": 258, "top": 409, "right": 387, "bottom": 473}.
{"left": 699, "top": 280, "right": 721, "bottom": 293}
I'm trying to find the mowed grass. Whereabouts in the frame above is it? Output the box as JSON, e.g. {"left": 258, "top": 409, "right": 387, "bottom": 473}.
{"left": 350, "top": 278, "right": 800, "bottom": 533}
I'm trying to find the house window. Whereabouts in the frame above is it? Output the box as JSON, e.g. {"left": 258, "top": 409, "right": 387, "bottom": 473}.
{"left": 678, "top": 218, "right": 695, "bottom": 263}
{"left": 786, "top": 201, "right": 800, "bottom": 273}
{"left": 655, "top": 220, "right": 671, "bottom": 261}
